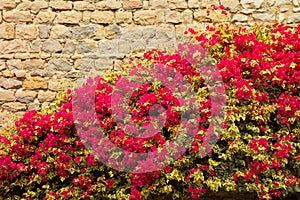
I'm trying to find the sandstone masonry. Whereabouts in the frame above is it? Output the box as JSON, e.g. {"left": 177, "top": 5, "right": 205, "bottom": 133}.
{"left": 0, "top": 0, "right": 300, "bottom": 130}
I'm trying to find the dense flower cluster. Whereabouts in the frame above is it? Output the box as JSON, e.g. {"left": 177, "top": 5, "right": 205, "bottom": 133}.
{"left": 0, "top": 5, "right": 299, "bottom": 200}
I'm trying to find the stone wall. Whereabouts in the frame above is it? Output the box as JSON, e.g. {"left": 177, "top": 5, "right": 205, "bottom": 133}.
{"left": 0, "top": 0, "right": 300, "bottom": 129}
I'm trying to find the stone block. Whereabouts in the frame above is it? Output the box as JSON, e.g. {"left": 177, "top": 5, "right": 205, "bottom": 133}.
{"left": 35, "top": 11, "right": 56, "bottom": 24}
{"left": 2, "top": 102, "right": 27, "bottom": 112}
{"left": 3, "top": 11, "right": 33, "bottom": 22}
{"left": 30, "top": 40, "right": 41, "bottom": 53}
{"left": 42, "top": 40, "right": 63, "bottom": 53}
{"left": 71, "top": 25, "right": 96, "bottom": 40}
{"left": 240, "top": 0, "right": 264, "bottom": 9}
{"left": 37, "top": 26, "right": 49, "bottom": 40}
{"left": 96, "top": 0, "right": 122, "bottom": 10}
{"left": 14, "top": 70, "right": 26, "bottom": 78}
{"left": 0, "top": 78, "right": 22, "bottom": 89}
{"left": 49, "top": 1, "right": 72, "bottom": 10}
{"left": 104, "top": 24, "right": 121, "bottom": 39}
{"left": 6, "top": 60, "right": 21, "bottom": 70}
{"left": 23, "top": 77, "right": 48, "bottom": 89}
{"left": 0, "top": 89, "right": 15, "bottom": 102}
{"left": 188, "top": 0, "right": 201, "bottom": 8}
{"left": 116, "top": 11, "right": 133, "bottom": 24}
{"left": 165, "top": 10, "right": 182, "bottom": 24}
{"left": 91, "top": 11, "right": 115, "bottom": 24}
{"left": 168, "top": 0, "right": 188, "bottom": 9}
{"left": 47, "top": 59, "right": 72, "bottom": 71}
{"left": 134, "top": 10, "right": 159, "bottom": 25}
{"left": 123, "top": 0, "right": 143, "bottom": 9}
{"left": 0, "top": 40, "right": 28, "bottom": 54}
{"left": 31, "top": 1, "right": 48, "bottom": 13}
{"left": 62, "top": 41, "right": 76, "bottom": 54}
{"left": 22, "top": 59, "right": 44, "bottom": 70}
{"left": 253, "top": 13, "right": 275, "bottom": 22}
{"left": 232, "top": 14, "right": 248, "bottom": 22}
{"left": 182, "top": 10, "right": 193, "bottom": 24}
{"left": 149, "top": 0, "right": 168, "bottom": 9}
{"left": 287, "top": 13, "right": 300, "bottom": 23}
{"left": 48, "top": 79, "right": 64, "bottom": 91}
{"left": 38, "top": 90, "right": 56, "bottom": 102}
{"left": 15, "top": 89, "right": 37, "bottom": 103}
{"left": 56, "top": 11, "right": 82, "bottom": 24}
{"left": 2, "top": 70, "right": 14, "bottom": 78}
{"left": 0, "top": 0, "right": 17, "bottom": 9}
{"left": 0, "top": 23, "right": 15, "bottom": 39}
{"left": 50, "top": 25, "right": 71, "bottom": 39}
{"left": 74, "top": 1, "right": 95, "bottom": 10}
{"left": 16, "top": 24, "right": 37, "bottom": 40}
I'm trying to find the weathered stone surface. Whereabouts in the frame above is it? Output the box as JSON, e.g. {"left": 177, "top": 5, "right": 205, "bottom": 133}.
{"left": 15, "top": 0, "right": 32, "bottom": 10}
{"left": 48, "top": 79, "right": 63, "bottom": 91}
{"left": 6, "top": 60, "right": 21, "bottom": 70}
{"left": 0, "top": 61, "right": 6, "bottom": 71}
{"left": 241, "top": 9, "right": 256, "bottom": 14}
{"left": 194, "top": 10, "right": 211, "bottom": 22}
{"left": 72, "top": 25, "right": 96, "bottom": 40}
{"left": 188, "top": 0, "right": 201, "bottom": 8}
{"left": 0, "top": 89, "right": 15, "bottom": 102}
{"left": 182, "top": 10, "right": 193, "bottom": 23}
{"left": 82, "top": 11, "right": 92, "bottom": 23}
{"left": 47, "top": 60, "right": 72, "bottom": 71}
{"left": 31, "top": 0, "right": 48, "bottom": 13}
{"left": 22, "top": 59, "right": 44, "bottom": 70}
{"left": 104, "top": 24, "right": 121, "bottom": 39}
{"left": 28, "top": 100, "right": 40, "bottom": 111}
{"left": 166, "top": 11, "right": 182, "bottom": 23}
{"left": 76, "top": 42, "right": 97, "bottom": 54}
{"left": 0, "top": 0, "right": 17, "bottom": 9}
{"left": 49, "top": 1, "right": 72, "bottom": 10}
{"left": 232, "top": 13, "right": 248, "bottom": 22}
{"left": 15, "top": 89, "right": 37, "bottom": 103}
{"left": 134, "top": 10, "right": 160, "bottom": 25}
{"left": 50, "top": 25, "right": 71, "bottom": 39}
{"left": 2, "top": 102, "right": 27, "bottom": 112}
{"left": 0, "top": 78, "right": 22, "bottom": 89}
{"left": 38, "top": 90, "right": 56, "bottom": 102}
{"left": 293, "top": 0, "right": 299, "bottom": 6}
{"left": 91, "top": 11, "right": 115, "bottom": 24}
{"left": 23, "top": 77, "right": 48, "bottom": 89}
{"left": 220, "top": 0, "right": 237, "bottom": 8}
{"left": 0, "top": 23, "right": 15, "bottom": 39}
{"left": 240, "top": 0, "right": 264, "bottom": 9}
{"left": 2, "top": 70, "right": 14, "bottom": 78}
{"left": 168, "top": 0, "right": 188, "bottom": 9}
{"left": 3, "top": 11, "right": 33, "bottom": 22}
{"left": 38, "top": 25, "right": 49, "bottom": 39}
{"left": 95, "top": 57, "right": 114, "bottom": 70}
{"left": 116, "top": 11, "right": 133, "bottom": 24}
{"left": 90, "top": 25, "right": 104, "bottom": 39}
{"left": 14, "top": 70, "right": 26, "bottom": 78}
{"left": 149, "top": 0, "right": 168, "bottom": 9}
{"left": 42, "top": 40, "right": 63, "bottom": 53}
{"left": 287, "top": 13, "right": 300, "bottom": 23}
{"left": 269, "top": 0, "right": 291, "bottom": 6}
{"left": 96, "top": 0, "right": 122, "bottom": 10}
{"left": 30, "top": 40, "right": 41, "bottom": 53}
{"left": 123, "top": 0, "right": 143, "bottom": 9}
{"left": 16, "top": 25, "right": 37, "bottom": 39}
{"left": 74, "top": 58, "right": 95, "bottom": 70}
{"left": 253, "top": 13, "right": 275, "bottom": 22}
{"left": 74, "top": 1, "right": 95, "bottom": 10}
{"left": 35, "top": 11, "right": 56, "bottom": 24}
{"left": 0, "top": 40, "right": 28, "bottom": 54}
{"left": 62, "top": 41, "right": 76, "bottom": 54}
{"left": 56, "top": 11, "right": 82, "bottom": 24}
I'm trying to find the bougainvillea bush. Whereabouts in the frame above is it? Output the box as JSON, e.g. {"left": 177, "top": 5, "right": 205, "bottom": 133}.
{"left": 0, "top": 6, "right": 299, "bottom": 200}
